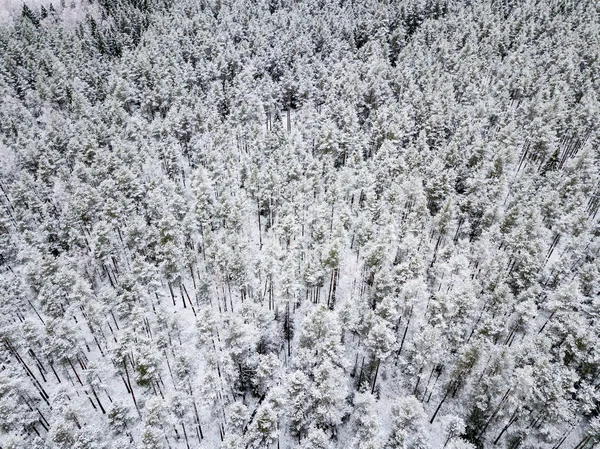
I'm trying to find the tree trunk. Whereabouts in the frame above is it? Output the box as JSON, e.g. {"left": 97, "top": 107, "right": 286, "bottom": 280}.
{"left": 371, "top": 359, "right": 380, "bottom": 395}
{"left": 168, "top": 282, "right": 176, "bottom": 306}
{"left": 123, "top": 359, "right": 139, "bottom": 414}
{"left": 181, "top": 422, "right": 190, "bottom": 449}
{"left": 91, "top": 385, "right": 106, "bottom": 414}
{"left": 357, "top": 356, "right": 365, "bottom": 389}
{"left": 430, "top": 385, "right": 451, "bottom": 424}
{"left": 493, "top": 407, "right": 519, "bottom": 445}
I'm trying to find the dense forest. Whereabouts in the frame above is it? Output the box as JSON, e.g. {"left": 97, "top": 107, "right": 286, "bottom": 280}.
{"left": 1, "top": 0, "right": 600, "bottom": 448}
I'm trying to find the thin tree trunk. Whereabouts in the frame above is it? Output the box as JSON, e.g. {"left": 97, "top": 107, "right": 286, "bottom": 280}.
{"left": 123, "top": 359, "right": 139, "bottom": 414}
{"left": 371, "top": 359, "right": 380, "bottom": 394}
{"left": 91, "top": 385, "right": 106, "bottom": 414}
{"left": 493, "top": 408, "right": 519, "bottom": 445}
{"left": 181, "top": 422, "right": 190, "bottom": 449}
{"left": 357, "top": 356, "right": 365, "bottom": 389}
{"left": 430, "top": 385, "right": 451, "bottom": 424}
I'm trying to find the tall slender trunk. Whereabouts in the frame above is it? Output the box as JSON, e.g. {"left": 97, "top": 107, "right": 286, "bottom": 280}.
{"left": 258, "top": 200, "right": 263, "bottom": 250}
{"left": 371, "top": 359, "right": 380, "bottom": 395}
{"left": 430, "top": 385, "right": 452, "bottom": 424}
{"left": 123, "top": 358, "right": 139, "bottom": 415}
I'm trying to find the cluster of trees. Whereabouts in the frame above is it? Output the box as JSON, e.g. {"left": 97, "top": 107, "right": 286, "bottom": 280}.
{"left": 1, "top": 0, "right": 600, "bottom": 448}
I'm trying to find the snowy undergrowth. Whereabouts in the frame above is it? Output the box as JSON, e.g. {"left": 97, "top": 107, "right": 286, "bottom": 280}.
{"left": 1, "top": 0, "right": 600, "bottom": 449}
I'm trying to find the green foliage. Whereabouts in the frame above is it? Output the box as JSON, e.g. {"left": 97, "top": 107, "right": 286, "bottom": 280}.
{"left": 0, "top": 0, "right": 599, "bottom": 448}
